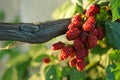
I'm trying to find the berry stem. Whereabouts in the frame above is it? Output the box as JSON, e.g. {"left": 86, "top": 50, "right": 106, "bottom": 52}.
{"left": 85, "top": 61, "right": 99, "bottom": 72}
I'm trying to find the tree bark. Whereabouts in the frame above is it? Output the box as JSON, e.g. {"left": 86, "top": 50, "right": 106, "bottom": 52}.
{"left": 0, "top": 18, "right": 71, "bottom": 43}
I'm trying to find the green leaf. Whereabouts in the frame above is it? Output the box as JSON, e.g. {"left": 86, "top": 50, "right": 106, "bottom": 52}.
{"left": 33, "top": 54, "right": 48, "bottom": 62}
{"left": 106, "top": 62, "right": 120, "bottom": 80}
{"left": 64, "top": 4, "right": 76, "bottom": 18}
{"left": 44, "top": 65, "right": 61, "bottom": 80}
{"left": 76, "top": 4, "right": 84, "bottom": 14}
{"left": 110, "top": 0, "right": 120, "bottom": 21}
{"left": 2, "top": 67, "right": 18, "bottom": 80}
{"left": 113, "top": 63, "right": 120, "bottom": 80}
{"left": 105, "top": 20, "right": 120, "bottom": 49}
{"left": 106, "top": 63, "right": 116, "bottom": 80}
{"left": 109, "top": 49, "right": 120, "bottom": 60}
{"left": 90, "top": 45, "right": 109, "bottom": 55}
{"left": 69, "top": 67, "right": 85, "bottom": 80}
{"left": 61, "top": 66, "right": 70, "bottom": 77}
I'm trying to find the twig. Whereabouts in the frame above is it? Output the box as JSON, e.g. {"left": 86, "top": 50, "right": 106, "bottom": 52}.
{"left": 0, "top": 18, "right": 71, "bottom": 43}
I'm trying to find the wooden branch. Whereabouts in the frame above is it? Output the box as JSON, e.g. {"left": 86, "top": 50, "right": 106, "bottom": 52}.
{"left": 0, "top": 18, "right": 71, "bottom": 43}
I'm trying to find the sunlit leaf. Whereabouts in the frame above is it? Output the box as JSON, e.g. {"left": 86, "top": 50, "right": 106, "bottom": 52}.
{"left": 110, "top": 0, "right": 120, "bottom": 21}
{"left": 52, "top": 0, "right": 72, "bottom": 19}
{"left": 64, "top": 4, "right": 76, "bottom": 18}
{"left": 109, "top": 49, "right": 120, "bottom": 60}
{"left": 106, "top": 62, "right": 120, "bottom": 80}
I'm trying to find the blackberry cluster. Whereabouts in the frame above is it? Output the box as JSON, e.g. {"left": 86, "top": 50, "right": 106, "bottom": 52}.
{"left": 52, "top": 4, "right": 104, "bottom": 71}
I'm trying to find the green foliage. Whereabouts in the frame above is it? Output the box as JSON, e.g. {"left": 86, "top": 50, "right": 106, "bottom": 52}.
{"left": 69, "top": 67, "right": 85, "bottom": 80}
{"left": 106, "top": 62, "right": 120, "bottom": 80}
{"left": 90, "top": 45, "right": 110, "bottom": 55}
{"left": 52, "top": 0, "right": 77, "bottom": 19}
{"left": 33, "top": 54, "right": 48, "bottom": 62}
{"left": 105, "top": 20, "right": 120, "bottom": 49}
{"left": 106, "top": 63, "right": 116, "bottom": 80}
{"left": 2, "top": 54, "right": 31, "bottom": 80}
{"left": 110, "top": 0, "right": 120, "bottom": 21}
{"left": 109, "top": 49, "right": 120, "bottom": 61}
{"left": 44, "top": 65, "right": 61, "bottom": 80}
{"left": 2, "top": 67, "right": 18, "bottom": 80}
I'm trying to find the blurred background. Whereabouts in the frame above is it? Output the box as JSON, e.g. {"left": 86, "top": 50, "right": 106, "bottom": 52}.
{"left": 0, "top": 0, "right": 65, "bottom": 80}
{"left": 0, "top": 0, "right": 112, "bottom": 80}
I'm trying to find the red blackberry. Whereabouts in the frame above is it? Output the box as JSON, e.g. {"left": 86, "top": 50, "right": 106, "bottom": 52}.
{"left": 79, "top": 30, "right": 87, "bottom": 42}
{"left": 58, "top": 53, "right": 64, "bottom": 60}
{"left": 69, "top": 51, "right": 76, "bottom": 58}
{"left": 69, "top": 58, "right": 77, "bottom": 67}
{"left": 76, "top": 60, "right": 85, "bottom": 71}
{"left": 60, "top": 46, "right": 74, "bottom": 59}
{"left": 43, "top": 57, "right": 50, "bottom": 63}
{"left": 71, "top": 14, "right": 82, "bottom": 23}
{"left": 83, "top": 16, "right": 96, "bottom": 31}
{"left": 66, "top": 28, "right": 80, "bottom": 40}
{"left": 77, "top": 49, "right": 89, "bottom": 57}
{"left": 72, "top": 20, "right": 81, "bottom": 28}
{"left": 86, "top": 4, "right": 100, "bottom": 17}
{"left": 86, "top": 16, "right": 96, "bottom": 24}
{"left": 52, "top": 41, "right": 64, "bottom": 50}
{"left": 85, "top": 34, "right": 97, "bottom": 49}
{"left": 74, "top": 37, "right": 84, "bottom": 51}
{"left": 90, "top": 27, "right": 98, "bottom": 36}
{"left": 97, "top": 27, "right": 105, "bottom": 40}
{"left": 83, "top": 21, "right": 95, "bottom": 31}
{"left": 68, "top": 23, "right": 80, "bottom": 30}
{"left": 76, "top": 52, "right": 85, "bottom": 62}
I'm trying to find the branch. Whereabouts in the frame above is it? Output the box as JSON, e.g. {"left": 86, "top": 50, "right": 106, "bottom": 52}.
{"left": 0, "top": 18, "right": 71, "bottom": 43}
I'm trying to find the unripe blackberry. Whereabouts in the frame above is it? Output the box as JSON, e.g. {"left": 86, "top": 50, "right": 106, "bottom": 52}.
{"left": 69, "top": 51, "right": 76, "bottom": 58}
{"left": 79, "top": 30, "right": 87, "bottom": 42}
{"left": 83, "top": 22, "right": 95, "bottom": 31}
{"left": 69, "top": 58, "right": 77, "bottom": 67}
{"left": 71, "top": 14, "right": 82, "bottom": 23}
{"left": 74, "top": 37, "right": 84, "bottom": 51}
{"left": 86, "top": 4, "right": 100, "bottom": 17}
{"left": 85, "top": 35, "right": 97, "bottom": 49}
{"left": 90, "top": 27, "right": 98, "bottom": 36}
{"left": 58, "top": 53, "right": 64, "bottom": 60}
{"left": 76, "top": 60, "right": 85, "bottom": 71}
{"left": 72, "top": 20, "right": 81, "bottom": 28}
{"left": 77, "top": 49, "right": 89, "bottom": 57}
{"left": 43, "top": 57, "right": 50, "bottom": 63}
{"left": 68, "top": 23, "right": 80, "bottom": 30}
{"left": 97, "top": 27, "right": 105, "bottom": 40}
{"left": 52, "top": 41, "right": 64, "bottom": 50}
{"left": 86, "top": 16, "right": 96, "bottom": 24}
{"left": 76, "top": 52, "right": 85, "bottom": 62}
{"left": 83, "top": 16, "right": 96, "bottom": 31}
{"left": 61, "top": 46, "right": 74, "bottom": 59}
{"left": 66, "top": 28, "right": 80, "bottom": 40}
